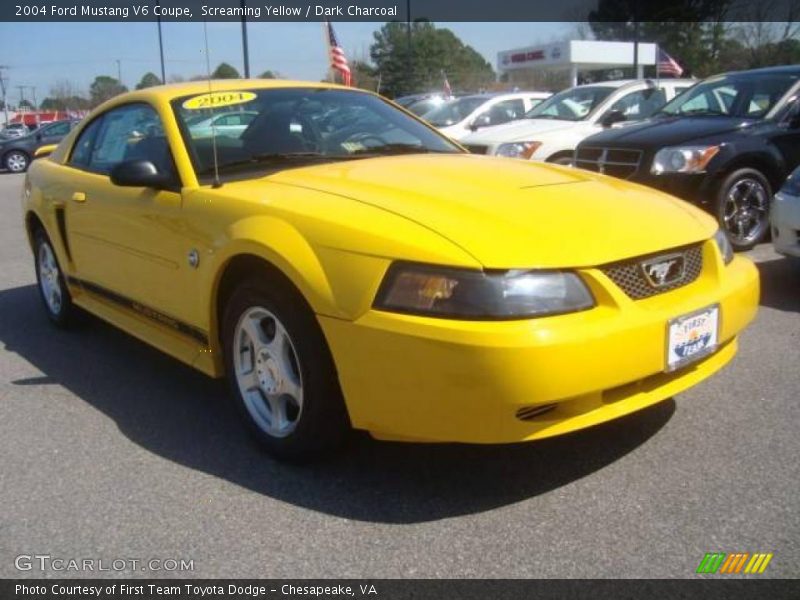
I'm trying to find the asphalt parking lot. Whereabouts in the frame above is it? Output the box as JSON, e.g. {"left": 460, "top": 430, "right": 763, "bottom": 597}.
{"left": 0, "top": 170, "right": 797, "bottom": 579}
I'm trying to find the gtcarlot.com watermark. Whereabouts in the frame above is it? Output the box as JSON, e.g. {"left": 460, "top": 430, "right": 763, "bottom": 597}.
{"left": 15, "top": 554, "right": 194, "bottom": 573}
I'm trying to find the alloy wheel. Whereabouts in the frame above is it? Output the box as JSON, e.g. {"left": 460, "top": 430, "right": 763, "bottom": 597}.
{"left": 233, "top": 306, "right": 304, "bottom": 438}
{"left": 721, "top": 177, "right": 769, "bottom": 247}
{"left": 38, "top": 240, "right": 63, "bottom": 316}
{"left": 6, "top": 152, "right": 28, "bottom": 173}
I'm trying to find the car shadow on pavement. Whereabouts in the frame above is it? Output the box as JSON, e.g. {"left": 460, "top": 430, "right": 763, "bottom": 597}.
{"left": 0, "top": 284, "right": 675, "bottom": 524}
{"left": 756, "top": 256, "right": 800, "bottom": 313}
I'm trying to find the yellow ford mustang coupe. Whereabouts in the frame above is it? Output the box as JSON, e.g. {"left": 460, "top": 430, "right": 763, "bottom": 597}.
{"left": 23, "top": 80, "right": 759, "bottom": 460}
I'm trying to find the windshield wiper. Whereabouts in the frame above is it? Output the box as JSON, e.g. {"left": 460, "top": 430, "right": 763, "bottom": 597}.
{"left": 349, "top": 143, "right": 448, "bottom": 156}
{"left": 197, "top": 152, "right": 352, "bottom": 175}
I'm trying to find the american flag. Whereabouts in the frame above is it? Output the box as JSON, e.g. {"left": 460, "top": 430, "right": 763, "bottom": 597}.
{"left": 326, "top": 21, "right": 351, "bottom": 86}
{"left": 657, "top": 47, "right": 684, "bottom": 77}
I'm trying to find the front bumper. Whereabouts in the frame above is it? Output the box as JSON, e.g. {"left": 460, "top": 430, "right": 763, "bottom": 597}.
{"left": 629, "top": 172, "right": 719, "bottom": 206}
{"left": 771, "top": 191, "right": 800, "bottom": 257}
{"left": 320, "top": 242, "right": 759, "bottom": 443}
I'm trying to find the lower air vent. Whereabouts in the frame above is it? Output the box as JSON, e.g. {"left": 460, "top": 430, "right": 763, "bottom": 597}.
{"left": 515, "top": 404, "right": 557, "bottom": 421}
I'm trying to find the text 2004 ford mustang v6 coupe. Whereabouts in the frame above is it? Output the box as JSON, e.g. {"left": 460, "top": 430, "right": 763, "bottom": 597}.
{"left": 23, "top": 80, "right": 759, "bottom": 460}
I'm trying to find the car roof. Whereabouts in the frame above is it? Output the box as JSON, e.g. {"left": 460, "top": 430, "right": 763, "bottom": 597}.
{"left": 90, "top": 79, "right": 360, "bottom": 114}
{"left": 575, "top": 78, "right": 695, "bottom": 90}
{"left": 717, "top": 64, "right": 800, "bottom": 78}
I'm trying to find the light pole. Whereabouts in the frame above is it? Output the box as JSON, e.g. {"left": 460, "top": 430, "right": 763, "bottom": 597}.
{"left": 156, "top": 0, "right": 166, "bottom": 84}
{"left": 116, "top": 59, "right": 122, "bottom": 86}
{"left": 0, "top": 66, "right": 8, "bottom": 126}
{"left": 241, "top": 0, "right": 250, "bottom": 78}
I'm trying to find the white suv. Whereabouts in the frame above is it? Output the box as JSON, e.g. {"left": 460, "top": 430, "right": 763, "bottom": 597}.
{"left": 423, "top": 92, "right": 550, "bottom": 141}
{"left": 460, "top": 79, "right": 695, "bottom": 163}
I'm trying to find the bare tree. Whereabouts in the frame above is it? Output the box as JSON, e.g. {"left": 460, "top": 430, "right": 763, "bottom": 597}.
{"left": 734, "top": 0, "right": 800, "bottom": 65}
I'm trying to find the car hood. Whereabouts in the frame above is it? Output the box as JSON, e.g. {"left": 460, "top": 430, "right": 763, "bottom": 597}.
{"left": 583, "top": 115, "right": 757, "bottom": 147}
{"left": 259, "top": 154, "right": 716, "bottom": 268}
{"left": 463, "top": 118, "right": 580, "bottom": 144}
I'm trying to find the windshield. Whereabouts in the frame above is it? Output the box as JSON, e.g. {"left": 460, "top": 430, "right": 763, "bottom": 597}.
{"left": 657, "top": 73, "right": 798, "bottom": 118}
{"left": 424, "top": 97, "right": 488, "bottom": 127}
{"left": 524, "top": 86, "right": 616, "bottom": 121}
{"left": 172, "top": 88, "right": 462, "bottom": 183}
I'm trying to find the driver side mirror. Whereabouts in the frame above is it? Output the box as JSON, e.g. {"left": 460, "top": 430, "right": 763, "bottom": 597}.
{"left": 33, "top": 144, "right": 57, "bottom": 160}
{"left": 601, "top": 110, "right": 627, "bottom": 128}
{"left": 469, "top": 114, "right": 492, "bottom": 131}
{"left": 110, "top": 160, "right": 175, "bottom": 190}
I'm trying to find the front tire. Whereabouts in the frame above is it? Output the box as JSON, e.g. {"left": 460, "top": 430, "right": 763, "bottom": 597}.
{"left": 34, "top": 229, "right": 74, "bottom": 326}
{"left": 714, "top": 168, "right": 772, "bottom": 251}
{"left": 5, "top": 150, "right": 30, "bottom": 173}
{"left": 222, "top": 276, "right": 350, "bottom": 462}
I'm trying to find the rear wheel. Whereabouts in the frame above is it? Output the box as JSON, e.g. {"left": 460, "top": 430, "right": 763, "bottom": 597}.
{"left": 222, "top": 275, "right": 350, "bottom": 461}
{"left": 34, "top": 229, "right": 74, "bottom": 326}
{"left": 714, "top": 168, "right": 772, "bottom": 251}
{"left": 5, "top": 150, "right": 29, "bottom": 173}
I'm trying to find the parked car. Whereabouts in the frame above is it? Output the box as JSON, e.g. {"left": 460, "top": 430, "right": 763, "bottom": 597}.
{"left": 460, "top": 79, "right": 694, "bottom": 163}
{"left": 575, "top": 65, "right": 800, "bottom": 250}
{"left": 188, "top": 110, "right": 258, "bottom": 139}
{"left": 423, "top": 92, "right": 551, "bottom": 141}
{"left": 1, "top": 119, "right": 79, "bottom": 173}
{"left": 404, "top": 94, "right": 451, "bottom": 117}
{"left": 24, "top": 80, "right": 758, "bottom": 460}
{"left": 772, "top": 166, "right": 800, "bottom": 258}
{"left": 0, "top": 123, "right": 32, "bottom": 139}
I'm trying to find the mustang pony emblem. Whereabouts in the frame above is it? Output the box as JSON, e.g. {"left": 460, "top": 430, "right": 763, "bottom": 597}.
{"left": 642, "top": 254, "right": 685, "bottom": 287}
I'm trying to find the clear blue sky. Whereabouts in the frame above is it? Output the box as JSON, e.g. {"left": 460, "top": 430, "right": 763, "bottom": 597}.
{"left": 0, "top": 21, "right": 572, "bottom": 102}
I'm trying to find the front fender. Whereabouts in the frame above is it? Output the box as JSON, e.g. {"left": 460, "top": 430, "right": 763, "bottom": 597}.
{"left": 210, "top": 215, "right": 339, "bottom": 318}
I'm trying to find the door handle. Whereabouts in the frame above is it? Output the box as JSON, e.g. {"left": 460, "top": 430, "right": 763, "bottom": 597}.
{"left": 71, "top": 192, "right": 86, "bottom": 202}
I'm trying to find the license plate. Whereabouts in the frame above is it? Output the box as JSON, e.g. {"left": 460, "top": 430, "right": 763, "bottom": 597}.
{"left": 666, "top": 305, "right": 720, "bottom": 372}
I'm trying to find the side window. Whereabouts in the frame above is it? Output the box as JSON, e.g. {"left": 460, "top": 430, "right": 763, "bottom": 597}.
{"left": 87, "top": 104, "right": 173, "bottom": 176}
{"left": 609, "top": 89, "right": 667, "bottom": 119}
{"left": 42, "top": 121, "right": 71, "bottom": 137}
{"left": 485, "top": 99, "right": 526, "bottom": 125}
{"left": 68, "top": 118, "right": 104, "bottom": 168}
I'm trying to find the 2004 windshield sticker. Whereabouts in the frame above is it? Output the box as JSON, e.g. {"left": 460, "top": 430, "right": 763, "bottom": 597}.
{"left": 183, "top": 91, "right": 257, "bottom": 110}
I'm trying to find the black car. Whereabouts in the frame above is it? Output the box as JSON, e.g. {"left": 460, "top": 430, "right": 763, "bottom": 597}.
{"left": 575, "top": 65, "right": 800, "bottom": 250}
{"left": 0, "top": 119, "right": 79, "bottom": 173}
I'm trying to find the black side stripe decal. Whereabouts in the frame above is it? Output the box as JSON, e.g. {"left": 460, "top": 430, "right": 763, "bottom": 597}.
{"left": 67, "top": 276, "right": 209, "bottom": 345}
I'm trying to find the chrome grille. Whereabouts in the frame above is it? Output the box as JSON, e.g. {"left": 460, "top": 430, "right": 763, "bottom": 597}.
{"left": 601, "top": 245, "right": 703, "bottom": 300}
{"left": 464, "top": 144, "right": 489, "bottom": 155}
{"left": 574, "top": 146, "right": 642, "bottom": 179}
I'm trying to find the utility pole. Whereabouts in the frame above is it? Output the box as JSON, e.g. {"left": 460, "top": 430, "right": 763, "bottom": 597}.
{"left": 16, "top": 85, "right": 26, "bottom": 110}
{"left": 240, "top": 0, "right": 250, "bottom": 78}
{"left": 116, "top": 59, "right": 122, "bottom": 86}
{"left": 405, "top": 0, "right": 412, "bottom": 91}
{"left": 0, "top": 65, "right": 8, "bottom": 126}
{"left": 632, "top": 1, "right": 640, "bottom": 77}
{"left": 30, "top": 86, "right": 38, "bottom": 127}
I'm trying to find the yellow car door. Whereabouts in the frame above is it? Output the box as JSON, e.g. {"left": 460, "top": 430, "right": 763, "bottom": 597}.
{"left": 63, "top": 103, "right": 205, "bottom": 340}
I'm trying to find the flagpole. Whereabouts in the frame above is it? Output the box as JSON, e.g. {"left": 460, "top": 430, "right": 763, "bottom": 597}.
{"left": 655, "top": 43, "right": 660, "bottom": 86}
{"left": 322, "top": 21, "right": 334, "bottom": 83}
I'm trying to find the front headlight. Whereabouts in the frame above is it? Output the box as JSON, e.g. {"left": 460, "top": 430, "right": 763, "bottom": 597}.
{"left": 714, "top": 229, "right": 734, "bottom": 265}
{"left": 779, "top": 168, "right": 800, "bottom": 197}
{"left": 651, "top": 145, "right": 721, "bottom": 174}
{"left": 374, "top": 263, "right": 595, "bottom": 319}
{"left": 495, "top": 141, "right": 541, "bottom": 159}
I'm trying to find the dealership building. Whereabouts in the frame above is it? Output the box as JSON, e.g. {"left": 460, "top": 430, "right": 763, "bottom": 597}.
{"left": 498, "top": 40, "right": 657, "bottom": 87}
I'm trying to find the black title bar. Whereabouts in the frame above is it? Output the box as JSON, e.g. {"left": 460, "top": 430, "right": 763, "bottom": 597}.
{"left": 2, "top": 579, "right": 800, "bottom": 600}
{"left": 3, "top": 0, "right": 799, "bottom": 22}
